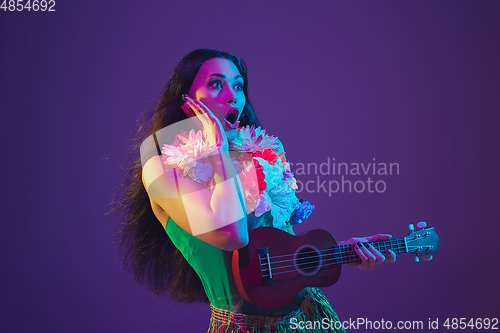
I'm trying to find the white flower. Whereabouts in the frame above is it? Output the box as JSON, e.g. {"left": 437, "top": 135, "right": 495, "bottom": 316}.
{"left": 161, "top": 129, "right": 216, "bottom": 182}
{"left": 230, "top": 125, "right": 279, "bottom": 153}
{"left": 254, "top": 184, "right": 300, "bottom": 230}
{"left": 254, "top": 192, "right": 272, "bottom": 217}
{"left": 252, "top": 157, "right": 300, "bottom": 230}
{"left": 253, "top": 156, "right": 285, "bottom": 190}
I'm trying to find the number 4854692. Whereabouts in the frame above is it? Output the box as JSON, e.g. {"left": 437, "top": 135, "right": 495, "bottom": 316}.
{"left": 1, "top": 0, "right": 56, "bottom": 11}
{"left": 443, "top": 318, "right": 498, "bottom": 330}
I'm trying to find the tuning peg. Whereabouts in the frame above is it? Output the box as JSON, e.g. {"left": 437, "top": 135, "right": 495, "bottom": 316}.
{"left": 408, "top": 224, "right": 414, "bottom": 232}
{"left": 417, "top": 221, "right": 427, "bottom": 229}
{"left": 414, "top": 254, "right": 420, "bottom": 262}
{"left": 423, "top": 253, "right": 433, "bottom": 261}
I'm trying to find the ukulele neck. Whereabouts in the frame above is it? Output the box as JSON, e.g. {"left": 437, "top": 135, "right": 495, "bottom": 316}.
{"left": 334, "top": 238, "right": 407, "bottom": 265}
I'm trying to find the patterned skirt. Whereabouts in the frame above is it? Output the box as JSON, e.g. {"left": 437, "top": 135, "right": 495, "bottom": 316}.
{"left": 208, "top": 288, "right": 346, "bottom": 333}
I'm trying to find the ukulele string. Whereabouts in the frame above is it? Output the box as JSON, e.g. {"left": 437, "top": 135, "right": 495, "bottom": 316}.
{"left": 262, "top": 243, "right": 421, "bottom": 269}
{"left": 264, "top": 247, "right": 419, "bottom": 277}
{"left": 262, "top": 239, "right": 408, "bottom": 265}
{"left": 260, "top": 251, "right": 373, "bottom": 275}
{"left": 266, "top": 245, "right": 403, "bottom": 265}
{"left": 259, "top": 240, "right": 425, "bottom": 277}
{"left": 262, "top": 237, "right": 423, "bottom": 263}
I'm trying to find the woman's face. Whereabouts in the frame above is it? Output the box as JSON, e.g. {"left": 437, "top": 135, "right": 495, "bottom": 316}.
{"left": 188, "top": 57, "right": 246, "bottom": 140}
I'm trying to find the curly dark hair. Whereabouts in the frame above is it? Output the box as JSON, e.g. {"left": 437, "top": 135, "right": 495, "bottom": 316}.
{"left": 116, "top": 49, "right": 260, "bottom": 302}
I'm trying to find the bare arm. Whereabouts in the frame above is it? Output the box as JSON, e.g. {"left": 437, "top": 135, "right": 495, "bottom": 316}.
{"left": 142, "top": 96, "right": 248, "bottom": 251}
{"left": 143, "top": 155, "right": 248, "bottom": 251}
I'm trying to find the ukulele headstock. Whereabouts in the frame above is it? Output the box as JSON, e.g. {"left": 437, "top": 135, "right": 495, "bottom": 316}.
{"left": 405, "top": 222, "right": 440, "bottom": 262}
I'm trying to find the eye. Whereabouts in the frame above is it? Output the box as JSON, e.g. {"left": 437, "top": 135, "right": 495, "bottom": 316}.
{"left": 234, "top": 82, "right": 244, "bottom": 91}
{"left": 209, "top": 80, "right": 222, "bottom": 89}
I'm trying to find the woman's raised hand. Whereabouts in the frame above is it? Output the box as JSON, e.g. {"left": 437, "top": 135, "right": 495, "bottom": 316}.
{"left": 181, "top": 94, "right": 229, "bottom": 151}
{"left": 338, "top": 234, "right": 396, "bottom": 271}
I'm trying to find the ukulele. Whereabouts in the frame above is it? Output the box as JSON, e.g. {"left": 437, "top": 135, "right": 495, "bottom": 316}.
{"left": 232, "top": 222, "right": 439, "bottom": 309}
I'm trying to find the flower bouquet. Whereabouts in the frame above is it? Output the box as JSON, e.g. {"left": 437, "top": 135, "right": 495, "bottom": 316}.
{"left": 161, "top": 125, "right": 314, "bottom": 231}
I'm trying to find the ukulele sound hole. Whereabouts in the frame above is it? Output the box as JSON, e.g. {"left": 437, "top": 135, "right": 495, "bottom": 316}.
{"left": 294, "top": 245, "right": 322, "bottom": 276}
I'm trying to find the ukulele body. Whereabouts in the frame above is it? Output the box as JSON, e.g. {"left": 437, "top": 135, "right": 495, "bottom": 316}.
{"left": 232, "top": 227, "right": 342, "bottom": 309}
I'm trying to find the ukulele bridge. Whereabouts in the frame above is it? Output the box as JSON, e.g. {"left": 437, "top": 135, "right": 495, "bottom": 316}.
{"left": 258, "top": 248, "right": 273, "bottom": 286}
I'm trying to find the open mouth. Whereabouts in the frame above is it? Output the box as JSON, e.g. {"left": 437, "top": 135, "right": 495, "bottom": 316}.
{"left": 224, "top": 108, "right": 240, "bottom": 129}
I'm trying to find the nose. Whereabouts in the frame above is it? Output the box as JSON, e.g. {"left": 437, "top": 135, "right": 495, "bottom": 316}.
{"left": 225, "top": 87, "right": 237, "bottom": 105}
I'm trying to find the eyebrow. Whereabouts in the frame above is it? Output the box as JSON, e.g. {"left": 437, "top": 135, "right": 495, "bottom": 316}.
{"left": 206, "top": 73, "right": 243, "bottom": 81}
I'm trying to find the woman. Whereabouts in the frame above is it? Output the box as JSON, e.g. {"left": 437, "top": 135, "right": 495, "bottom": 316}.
{"left": 118, "top": 48, "right": 395, "bottom": 332}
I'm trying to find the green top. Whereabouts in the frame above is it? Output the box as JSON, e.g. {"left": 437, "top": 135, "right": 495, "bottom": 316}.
{"left": 165, "top": 217, "right": 305, "bottom": 315}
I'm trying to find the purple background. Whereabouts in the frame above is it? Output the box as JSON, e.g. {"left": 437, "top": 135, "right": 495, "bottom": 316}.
{"left": 1, "top": 1, "right": 499, "bottom": 332}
